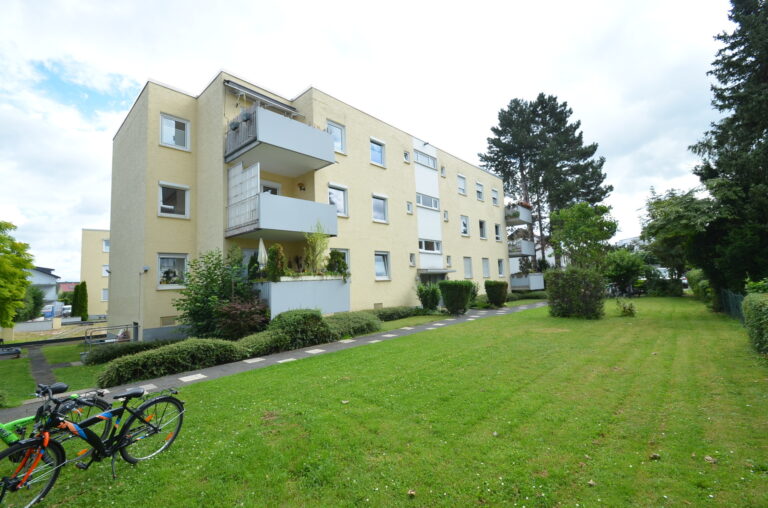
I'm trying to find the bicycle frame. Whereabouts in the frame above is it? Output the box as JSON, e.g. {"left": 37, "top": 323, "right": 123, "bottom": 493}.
{"left": 0, "top": 393, "right": 100, "bottom": 447}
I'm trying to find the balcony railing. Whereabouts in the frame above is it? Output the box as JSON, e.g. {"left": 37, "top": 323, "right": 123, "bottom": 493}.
{"left": 505, "top": 204, "right": 533, "bottom": 226}
{"left": 226, "top": 192, "right": 337, "bottom": 239}
{"left": 508, "top": 239, "right": 535, "bottom": 257}
{"left": 510, "top": 272, "right": 545, "bottom": 290}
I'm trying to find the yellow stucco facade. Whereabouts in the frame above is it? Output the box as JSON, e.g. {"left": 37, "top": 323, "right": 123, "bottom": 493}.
{"left": 80, "top": 229, "right": 110, "bottom": 317}
{"left": 110, "top": 72, "right": 512, "bottom": 339}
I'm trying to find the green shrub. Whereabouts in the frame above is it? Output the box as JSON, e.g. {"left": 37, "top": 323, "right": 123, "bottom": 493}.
{"left": 485, "top": 281, "right": 508, "bottom": 307}
{"left": 647, "top": 278, "right": 684, "bottom": 297}
{"left": 326, "top": 250, "right": 349, "bottom": 280}
{"left": 83, "top": 339, "right": 177, "bottom": 365}
{"left": 470, "top": 294, "right": 491, "bottom": 309}
{"left": 370, "top": 306, "right": 422, "bottom": 321}
{"left": 268, "top": 309, "right": 333, "bottom": 348}
{"left": 524, "top": 290, "right": 548, "bottom": 299}
{"left": 214, "top": 298, "right": 270, "bottom": 340}
{"left": 416, "top": 283, "right": 441, "bottom": 311}
{"left": 468, "top": 281, "right": 479, "bottom": 306}
{"left": 325, "top": 311, "right": 382, "bottom": 340}
{"left": 238, "top": 329, "right": 291, "bottom": 357}
{"left": 438, "top": 280, "right": 474, "bottom": 315}
{"left": 506, "top": 292, "right": 522, "bottom": 302}
{"left": 545, "top": 267, "right": 605, "bottom": 319}
{"left": 745, "top": 277, "right": 768, "bottom": 294}
{"left": 266, "top": 244, "right": 288, "bottom": 282}
{"left": 616, "top": 298, "right": 636, "bottom": 317}
{"left": 97, "top": 338, "right": 247, "bottom": 387}
{"left": 743, "top": 293, "right": 768, "bottom": 353}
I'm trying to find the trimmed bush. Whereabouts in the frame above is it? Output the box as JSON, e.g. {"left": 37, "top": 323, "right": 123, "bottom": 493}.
{"left": 83, "top": 339, "right": 177, "bottom": 365}
{"left": 524, "top": 290, "right": 549, "bottom": 300}
{"left": 743, "top": 293, "right": 768, "bottom": 353}
{"left": 485, "top": 280, "right": 508, "bottom": 307}
{"left": 417, "top": 283, "right": 441, "bottom": 311}
{"left": 97, "top": 338, "right": 247, "bottom": 388}
{"left": 325, "top": 311, "right": 382, "bottom": 340}
{"left": 370, "top": 306, "right": 422, "bottom": 321}
{"left": 438, "top": 280, "right": 474, "bottom": 315}
{"left": 238, "top": 329, "right": 291, "bottom": 357}
{"left": 647, "top": 278, "right": 684, "bottom": 297}
{"left": 506, "top": 292, "right": 522, "bottom": 302}
{"left": 545, "top": 267, "right": 605, "bottom": 319}
{"left": 268, "top": 309, "right": 333, "bottom": 348}
{"left": 215, "top": 298, "right": 270, "bottom": 340}
{"left": 470, "top": 294, "right": 491, "bottom": 309}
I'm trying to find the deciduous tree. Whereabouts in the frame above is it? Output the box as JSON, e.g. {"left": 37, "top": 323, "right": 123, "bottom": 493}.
{"left": 550, "top": 203, "right": 617, "bottom": 269}
{"left": 0, "top": 221, "right": 33, "bottom": 327}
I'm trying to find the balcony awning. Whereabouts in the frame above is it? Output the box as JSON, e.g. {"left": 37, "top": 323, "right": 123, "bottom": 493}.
{"left": 416, "top": 269, "right": 456, "bottom": 274}
{"left": 224, "top": 80, "right": 300, "bottom": 118}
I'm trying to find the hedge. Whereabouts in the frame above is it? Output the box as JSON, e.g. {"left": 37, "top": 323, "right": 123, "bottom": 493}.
{"left": 370, "top": 306, "right": 423, "bottom": 321}
{"left": 647, "top": 278, "right": 684, "bottom": 297}
{"left": 97, "top": 338, "right": 247, "bottom": 388}
{"left": 325, "top": 311, "right": 382, "bottom": 340}
{"left": 545, "top": 267, "right": 605, "bottom": 319}
{"left": 268, "top": 309, "right": 333, "bottom": 349}
{"left": 743, "top": 293, "right": 768, "bottom": 353}
{"left": 438, "top": 280, "right": 474, "bottom": 315}
{"left": 416, "top": 283, "right": 441, "bottom": 311}
{"left": 485, "top": 280, "right": 508, "bottom": 307}
{"left": 238, "top": 329, "right": 291, "bottom": 357}
{"left": 83, "top": 339, "right": 177, "bottom": 365}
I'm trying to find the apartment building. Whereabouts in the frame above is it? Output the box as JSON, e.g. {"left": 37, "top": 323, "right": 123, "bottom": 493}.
{"left": 109, "top": 71, "right": 529, "bottom": 340}
{"left": 80, "top": 229, "right": 110, "bottom": 318}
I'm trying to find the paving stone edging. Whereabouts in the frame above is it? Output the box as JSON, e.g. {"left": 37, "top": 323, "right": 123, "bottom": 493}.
{"left": 0, "top": 302, "right": 548, "bottom": 421}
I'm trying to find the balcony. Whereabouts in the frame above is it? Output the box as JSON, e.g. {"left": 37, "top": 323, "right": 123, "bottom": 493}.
{"left": 226, "top": 192, "right": 337, "bottom": 241}
{"left": 224, "top": 106, "right": 335, "bottom": 176}
{"left": 254, "top": 276, "right": 350, "bottom": 317}
{"left": 510, "top": 273, "right": 545, "bottom": 291}
{"left": 508, "top": 239, "right": 535, "bottom": 257}
{"left": 505, "top": 204, "right": 533, "bottom": 226}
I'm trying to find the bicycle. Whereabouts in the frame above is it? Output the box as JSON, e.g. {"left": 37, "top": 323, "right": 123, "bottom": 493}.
{"left": 0, "top": 384, "right": 184, "bottom": 507}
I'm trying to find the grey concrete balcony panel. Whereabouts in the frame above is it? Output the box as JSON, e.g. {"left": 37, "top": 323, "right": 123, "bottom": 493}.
{"left": 254, "top": 277, "right": 350, "bottom": 317}
{"left": 226, "top": 192, "right": 337, "bottom": 240}
{"left": 508, "top": 239, "right": 535, "bottom": 257}
{"left": 505, "top": 204, "right": 533, "bottom": 226}
{"left": 510, "top": 273, "right": 545, "bottom": 290}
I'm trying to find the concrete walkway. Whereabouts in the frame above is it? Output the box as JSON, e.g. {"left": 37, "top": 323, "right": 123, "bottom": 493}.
{"left": 0, "top": 301, "right": 548, "bottom": 422}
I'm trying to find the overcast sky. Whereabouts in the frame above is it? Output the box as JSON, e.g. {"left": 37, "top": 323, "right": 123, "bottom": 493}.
{"left": 0, "top": 0, "right": 732, "bottom": 281}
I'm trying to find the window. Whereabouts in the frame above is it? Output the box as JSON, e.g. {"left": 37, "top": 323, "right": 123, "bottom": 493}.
{"left": 328, "top": 185, "right": 348, "bottom": 216}
{"left": 494, "top": 224, "right": 502, "bottom": 241}
{"left": 446, "top": 255, "right": 452, "bottom": 267}
{"left": 457, "top": 175, "right": 467, "bottom": 195}
{"left": 463, "top": 257, "right": 473, "bottom": 279}
{"left": 370, "top": 139, "right": 385, "bottom": 166}
{"left": 416, "top": 193, "right": 439, "bottom": 210}
{"left": 482, "top": 258, "right": 490, "bottom": 278}
{"left": 419, "top": 239, "right": 442, "bottom": 253}
{"left": 102, "top": 239, "right": 110, "bottom": 253}
{"left": 414, "top": 150, "right": 437, "bottom": 169}
{"left": 101, "top": 288, "right": 109, "bottom": 302}
{"left": 158, "top": 254, "right": 187, "bottom": 286}
{"left": 460, "top": 215, "right": 469, "bottom": 236}
{"left": 262, "top": 180, "right": 281, "bottom": 195}
{"left": 492, "top": 189, "right": 500, "bottom": 206}
{"left": 476, "top": 182, "right": 485, "bottom": 201}
{"left": 479, "top": 220, "right": 487, "bottom": 239}
{"left": 372, "top": 195, "right": 388, "bottom": 222}
{"left": 326, "top": 121, "right": 346, "bottom": 153}
{"left": 406, "top": 201, "right": 413, "bottom": 214}
{"left": 101, "top": 265, "right": 109, "bottom": 277}
{"left": 403, "top": 151, "right": 410, "bottom": 163}
{"left": 374, "top": 251, "right": 390, "bottom": 280}
{"left": 440, "top": 166, "right": 446, "bottom": 177}
{"left": 498, "top": 259, "right": 505, "bottom": 277}
{"left": 443, "top": 210, "right": 449, "bottom": 222}
{"left": 409, "top": 253, "right": 416, "bottom": 266}
{"left": 158, "top": 182, "right": 190, "bottom": 218}
{"left": 160, "top": 114, "right": 190, "bottom": 150}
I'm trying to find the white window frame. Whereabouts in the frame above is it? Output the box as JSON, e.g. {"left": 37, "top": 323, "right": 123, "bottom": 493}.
{"left": 328, "top": 184, "right": 349, "bottom": 217}
{"left": 416, "top": 193, "right": 439, "bottom": 210}
{"left": 418, "top": 239, "right": 442, "bottom": 254}
{"left": 476, "top": 182, "right": 485, "bottom": 201}
{"left": 158, "top": 181, "right": 190, "bottom": 219}
{"left": 495, "top": 224, "right": 502, "bottom": 241}
{"left": 160, "top": 113, "right": 190, "bottom": 151}
{"left": 460, "top": 215, "right": 470, "bottom": 236}
{"left": 457, "top": 174, "right": 467, "bottom": 195}
{"left": 331, "top": 248, "right": 350, "bottom": 268}
{"left": 403, "top": 150, "right": 411, "bottom": 163}
{"left": 372, "top": 194, "right": 389, "bottom": 223}
{"left": 414, "top": 150, "right": 437, "bottom": 169}
{"left": 446, "top": 255, "right": 452, "bottom": 267}
{"left": 406, "top": 201, "right": 413, "bottom": 214}
{"left": 261, "top": 180, "right": 282, "bottom": 195}
{"left": 443, "top": 210, "right": 449, "bottom": 222}
{"left": 157, "top": 253, "right": 187, "bottom": 288}
{"left": 482, "top": 258, "right": 490, "bottom": 278}
{"left": 409, "top": 253, "right": 416, "bottom": 266}
{"left": 102, "top": 239, "right": 110, "bottom": 253}
{"left": 370, "top": 138, "right": 386, "bottom": 167}
{"left": 491, "top": 189, "right": 500, "bottom": 206}
{"left": 101, "top": 265, "right": 109, "bottom": 277}
{"left": 326, "top": 120, "right": 346, "bottom": 154}
{"left": 498, "top": 259, "right": 505, "bottom": 277}
{"left": 463, "top": 257, "right": 473, "bottom": 279}
{"left": 374, "top": 251, "right": 391, "bottom": 280}
{"left": 101, "top": 288, "right": 109, "bottom": 302}
{"left": 479, "top": 220, "right": 487, "bottom": 239}
{"left": 440, "top": 166, "right": 446, "bottom": 178}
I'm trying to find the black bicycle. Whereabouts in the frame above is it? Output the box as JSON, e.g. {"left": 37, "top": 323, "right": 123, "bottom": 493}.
{"left": 0, "top": 383, "right": 184, "bottom": 507}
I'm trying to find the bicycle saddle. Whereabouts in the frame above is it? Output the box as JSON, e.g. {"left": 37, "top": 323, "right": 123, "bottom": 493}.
{"left": 112, "top": 387, "right": 145, "bottom": 400}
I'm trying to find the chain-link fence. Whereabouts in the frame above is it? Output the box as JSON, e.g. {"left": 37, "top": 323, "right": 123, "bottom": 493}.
{"left": 719, "top": 289, "right": 745, "bottom": 323}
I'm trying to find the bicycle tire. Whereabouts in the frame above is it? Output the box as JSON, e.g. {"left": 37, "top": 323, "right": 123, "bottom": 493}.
{"left": 52, "top": 396, "right": 112, "bottom": 460}
{"left": 0, "top": 439, "right": 65, "bottom": 508}
{"left": 118, "top": 396, "right": 183, "bottom": 464}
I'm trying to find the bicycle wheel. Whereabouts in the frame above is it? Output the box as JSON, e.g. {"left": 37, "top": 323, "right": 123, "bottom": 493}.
{"left": 119, "top": 396, "right": 184, "bottom": 464}
{"left": 51, "top": 396, "right": 111, "bottom": 461}
{"left": 0, "top": 439, "right": 64, "bottom": 508}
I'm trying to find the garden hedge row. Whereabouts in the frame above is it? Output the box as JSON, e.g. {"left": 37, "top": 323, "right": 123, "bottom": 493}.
{"left": 743, "top": 293, "right": 768, "bottom": 353}
{"left": 325, "top": 311, "right": 382, "bottom": 339}
{"left": 369, "top": 306, "right": 423, "bottom": 321}
{"left": 267, "top": 309, "right": 333, "bottom": 348}
{"left": 83, "top": 339, "right": 177, "bottom": 365}
{"left": 97, "top": 338, "right": 247, "bottom": 388}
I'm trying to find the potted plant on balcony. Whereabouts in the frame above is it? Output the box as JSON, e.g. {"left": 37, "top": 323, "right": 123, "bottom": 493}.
{"left": 229, "top": 120, "right": 240, "bottom": 131}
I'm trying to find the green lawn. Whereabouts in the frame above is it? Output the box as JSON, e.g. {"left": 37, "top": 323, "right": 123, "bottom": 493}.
{"left": 379, "top": 315, "right": 444, "bottom": 331}
{"left": 0, "top": 354, "right": 34, "bottom": 407}
{"left": 42, "top": 343, "right": 84, "bottom": 365}
{"left": 40, "top": 298, "right": 767, "bottom": 506}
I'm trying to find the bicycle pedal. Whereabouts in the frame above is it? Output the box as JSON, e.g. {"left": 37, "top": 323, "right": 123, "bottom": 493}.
{"left": 75, "top": 461, "right": 89, "bottom": 470}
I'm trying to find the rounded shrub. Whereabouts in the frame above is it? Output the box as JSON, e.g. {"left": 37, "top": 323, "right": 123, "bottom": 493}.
{"left": 83, "top": 339, "right": 177, "bottom": 365}
{"left": 370, "top": 306, "right": 422, "bottom": 321}
{"left": 214, "top": 298, "right": 270, "bottom": 340}
{"left": 545, "top": 267, "right": 605, "bottom": 319}
{"left": 484, "top": 280, "right": 508, "bottom": 307}
{"left": 438, "top": 280, "right": 475, "bottom": 315}
{"left": 268, "top": 309, "right": 333, "bottom": 348}
{"left": 325, "top": 311, "right": 382, "bottom": 340}
{"left": 238, "top": 329, "right": 291, "bottom": 357}
{"left": 417, "top": 283, "right": 441, "bottom": 311}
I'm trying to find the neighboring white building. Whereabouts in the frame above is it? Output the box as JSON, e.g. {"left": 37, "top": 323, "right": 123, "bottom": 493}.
{"left": 27, "top": 267, "right": 60, "bottom": 305}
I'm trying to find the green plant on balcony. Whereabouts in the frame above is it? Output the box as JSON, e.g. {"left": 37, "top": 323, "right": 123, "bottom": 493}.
{"left": 266, "top": 244, "right": 288, "bottom": 282}
{"left": 326, "top": 250, "right": 349, "bottom": 282}
{"left": 304, "top": 222, "right": 330, "bottom": 275}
